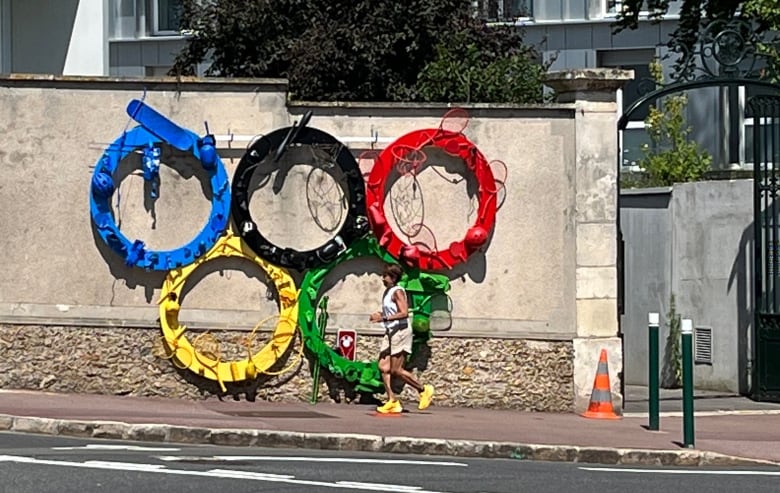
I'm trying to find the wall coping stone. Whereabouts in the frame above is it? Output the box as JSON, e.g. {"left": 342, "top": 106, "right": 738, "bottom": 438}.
{"left": 0, "top": 73, "right": 288, "bottom": 92}
{"left": 545, "top": 68, "right": 635, "bottom": 103}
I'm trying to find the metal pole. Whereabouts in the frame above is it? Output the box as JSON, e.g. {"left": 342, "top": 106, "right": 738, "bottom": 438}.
{"left": 648, "top": 312, "right": 660, "bottom": 431}
{"left": 681, "top": 318, "right": 695, "bottom": 448}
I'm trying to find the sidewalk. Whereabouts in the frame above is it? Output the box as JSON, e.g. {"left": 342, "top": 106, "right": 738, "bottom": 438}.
{"left": 623, "top": 384, "right": 780, "bottom": 415}
{"left": 1, "top": 388, "right": 779, "bottom": 467}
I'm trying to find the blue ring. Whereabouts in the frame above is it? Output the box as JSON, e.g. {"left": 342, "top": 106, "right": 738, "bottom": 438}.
{"left": 89, "top": 126, "right": 230, "bottom": 270}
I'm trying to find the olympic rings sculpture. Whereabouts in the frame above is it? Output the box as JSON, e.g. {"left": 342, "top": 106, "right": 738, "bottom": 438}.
{"left": 90, "top": 101, "right": 230, "bottom": 270}
{"left": 298, "top": 236, "right": 450, "bottom": 393}
{"left": 158, "top": 232, "right": 299, "bottom": 392}
{"left": 89, "top": 101, "right": 506, "bottom": 401}
{"left": 231, "top": 124, "right": 369, "bottom": 271}
{"left": 365, "top": 128, "right": 498, "bottom": 270}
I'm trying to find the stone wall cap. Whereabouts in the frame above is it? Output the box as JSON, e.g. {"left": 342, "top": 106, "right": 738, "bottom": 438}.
{"left": 288, "top": 100, "right": 574, "bottom": 110}
{"left": 545, "top": 68, "right": 635, "bottom": 83}
{"left": 620, "top": 186, "right": 673, "bottom": 196}
{"left": 545, "top": 68, "right": 635, "bottom": 97}
{"left": 0, "top": 73, "right": 288, "bottom": 90}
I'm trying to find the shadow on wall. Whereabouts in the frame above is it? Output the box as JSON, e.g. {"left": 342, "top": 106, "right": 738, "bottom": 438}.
{"left": 178, "top": 255, "right": 278, "bottom": 308}
{"left": 90, "top": 222, "right": 165, "bottom": 303}
{"left": 729, "top": 205, "right": 754, "bottom": 396}
{"left": 91, "top": 143, "right": 215, "bottom": 303}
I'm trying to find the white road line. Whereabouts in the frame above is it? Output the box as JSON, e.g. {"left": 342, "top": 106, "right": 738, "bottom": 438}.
{"left": 581, "top": 467, "right": 780, "bottom": 476}
{"left": 52, "top": 445, "right": 181, "bottom": 452}
{"left": 0, "top": 455, "right": 456, "bottom": 492}
{"left": 336, "top": 481, "right": 423, "bottom": 491}
{"left": 83, "top": 461, "right": 168, "bottom": 471}
{"left": 156, "top": 455, "right": 468, "bottom": 467}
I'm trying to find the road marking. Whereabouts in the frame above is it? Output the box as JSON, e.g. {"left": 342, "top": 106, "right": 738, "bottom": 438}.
{"left": 336, "top": 481, "right": 423, "bottom": 491}
{"left": 83, "top": 461, "right": 168, "bottom": 471}
{"left": 52, "top": 444, "right": 181, "bottom": 452}
{"left": 155, "top": 455, "right": 467, "bottom": 467}
{"left": 581, "top": 467, "right": 780, "bottom": 476}
{"left": 0, "top": 455, "right": 457, "bottom": 492}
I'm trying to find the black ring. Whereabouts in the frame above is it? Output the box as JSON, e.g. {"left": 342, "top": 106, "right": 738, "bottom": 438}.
{"left": 231, "top": 126, "right": 369, "bottom": 270}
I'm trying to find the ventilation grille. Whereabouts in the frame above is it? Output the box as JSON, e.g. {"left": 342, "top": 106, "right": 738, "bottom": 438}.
{"left": 694, "top": 327, "right": 713, "bottom": 364}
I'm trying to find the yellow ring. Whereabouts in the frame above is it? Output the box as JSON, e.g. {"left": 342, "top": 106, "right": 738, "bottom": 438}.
{"left": 158, "top": 231, "right": 299, "bottom": 391}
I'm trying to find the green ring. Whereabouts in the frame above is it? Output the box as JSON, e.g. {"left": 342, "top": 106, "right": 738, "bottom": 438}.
{"left": 298, "top": 236, "right": 450, "bottom": 394}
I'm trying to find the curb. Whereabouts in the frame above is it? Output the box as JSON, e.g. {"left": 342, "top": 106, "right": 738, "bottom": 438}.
{"left": 1, "top": 414, "right": 778, "bottom": 468}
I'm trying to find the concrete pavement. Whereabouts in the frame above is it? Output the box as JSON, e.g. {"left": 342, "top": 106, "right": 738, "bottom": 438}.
{"left": 1, "top": 388, "right": 779, "bottom": 467}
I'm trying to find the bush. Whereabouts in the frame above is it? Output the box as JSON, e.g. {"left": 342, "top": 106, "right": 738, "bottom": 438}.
{"left": 629, "top": 59, "right": 712, "bottom": 188}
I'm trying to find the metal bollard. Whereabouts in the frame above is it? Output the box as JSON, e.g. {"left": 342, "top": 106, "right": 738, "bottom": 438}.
{"left": 648, "top": 312, "right": 660, "bottom": 431}
{"left": 681, "top": 318, "right": 695, "bottom": 447}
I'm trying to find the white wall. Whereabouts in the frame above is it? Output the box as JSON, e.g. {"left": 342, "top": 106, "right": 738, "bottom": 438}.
{"left": 63, "top": 0, "right": 108, "bottom": 75}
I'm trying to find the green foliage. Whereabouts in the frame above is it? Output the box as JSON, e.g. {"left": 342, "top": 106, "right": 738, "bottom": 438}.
{"left": 614, "top": 1, "right": 780, "bottom": 79}
{"left": 170, "top": 0, "right": 548, "bottom": 103}
{"left": 661, "top": 293, "right": 683, "bottom": 389}
{"left": 636, "top": 59, "right": 712, "bottom": 186}
{"left": 401, "top": 23, "right": 552, "bottom": 104}
{"left": 745, "top": 0, "right": 780, "bottom": 80}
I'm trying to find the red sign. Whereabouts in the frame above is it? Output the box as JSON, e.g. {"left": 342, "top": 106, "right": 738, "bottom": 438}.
{"left": 337, "top": 329, "right": 357, "bottom": 361}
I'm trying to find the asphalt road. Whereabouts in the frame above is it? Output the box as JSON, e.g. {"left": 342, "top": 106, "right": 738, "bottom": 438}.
{"left": 1, "top": 432, "right": 779, "bottom": 493}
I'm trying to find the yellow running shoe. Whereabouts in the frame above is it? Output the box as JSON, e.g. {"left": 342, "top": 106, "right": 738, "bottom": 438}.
{"left": 376, "top": 399, "right": 403, "bottom": 414}
{"left": 418, "top": 384, "right": 434, "bottom": 410}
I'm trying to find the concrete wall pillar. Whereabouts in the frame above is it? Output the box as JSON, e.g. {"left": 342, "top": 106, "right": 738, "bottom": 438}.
{"left": 546, "top": 69, "right": 634, "bottom": 413}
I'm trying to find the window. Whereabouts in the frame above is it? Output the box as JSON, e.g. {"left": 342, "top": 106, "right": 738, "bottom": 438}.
{"left": 602, "top": 1, "right": 649, "bottom": 17}
{"left": 603, "top": 0, "right": 623, "bottom": 16}
{"left": 109, "top": 0, "right": 136, "bottom": 39}
{"left": 505, "top": 0, "right": 532, "bottom": 19}
{"left": 146, "top": 65, "right": 173, "bottom": 77}
{"left": 740, "top": 85, "right": 780, "bottom": 168}
{"left": 153, "top": 0, "right": 182, "bottom": 35}
{"left": 475, "top": 0, "right": 533, "bottom": 21}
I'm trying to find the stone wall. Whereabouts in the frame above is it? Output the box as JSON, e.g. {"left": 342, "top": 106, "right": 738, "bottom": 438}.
{"left": 0, "top": 324, "right": 573, "bottom": 411}
{"left": 0, "top": 70, "right": 628, "bottom": 412}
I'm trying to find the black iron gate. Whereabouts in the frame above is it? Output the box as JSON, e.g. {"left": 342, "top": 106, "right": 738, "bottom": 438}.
{"left": 616, "top": 19, "right": 780, "bottom": 402}
{"left": 749, "top": 95, "right": 780, "bottom": 401}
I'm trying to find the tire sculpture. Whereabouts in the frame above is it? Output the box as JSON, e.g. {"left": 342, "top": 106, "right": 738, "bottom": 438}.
{"left": 365, "top": 128, "right": 498, "bottom": 270}
{"left": 158, "top": 232, "right": 298, "bottom": 392}
{"left": 231, "top": 123, "right": 369, "bottom": 271}
{"left": 297, "top": 236, "right": 449, "bottom": 393}
{"left": 90, "top": 100, "right": 230, "bottom": 270}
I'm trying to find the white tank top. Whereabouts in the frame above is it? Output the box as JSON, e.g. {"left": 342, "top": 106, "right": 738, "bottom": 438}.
{"left": 382, "top": 285, "right": 408, "bottom": 331}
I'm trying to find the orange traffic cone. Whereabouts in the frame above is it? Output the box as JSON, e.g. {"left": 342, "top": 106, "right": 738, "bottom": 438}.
{"left": 581, "top": 349, "right": 621, "bottom": 420}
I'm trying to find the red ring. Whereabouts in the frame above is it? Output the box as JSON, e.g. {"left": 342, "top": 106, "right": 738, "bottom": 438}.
{"left": 366, "top": 129, "right": 498, "bottom": 270}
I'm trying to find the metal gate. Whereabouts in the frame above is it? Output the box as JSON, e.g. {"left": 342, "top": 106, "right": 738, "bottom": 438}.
{"left": 616, "top": 19, "right": 780, "bottom": 402}
{"left": 749, "top": 95, "right": 780, "bottom": 401}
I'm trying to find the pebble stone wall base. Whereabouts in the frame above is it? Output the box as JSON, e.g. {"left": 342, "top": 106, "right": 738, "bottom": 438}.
{"left": 0, "top": 325, "right": 573, "bottom": 412}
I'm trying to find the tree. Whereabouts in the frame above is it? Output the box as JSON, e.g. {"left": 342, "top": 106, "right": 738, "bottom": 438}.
{"left": 636, "top": 59, "right": 712, "bottom": 186}
{"left": 170, "top": 0, "right": 549, "bottom": 103}
{"left": 614, "top": 0, "right": 780, "bottom": 79}
{"left": 406, "top": 21, "right": 553, "bottom": 104}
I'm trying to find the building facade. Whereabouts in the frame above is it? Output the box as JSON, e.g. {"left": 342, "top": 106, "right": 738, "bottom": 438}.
{"left": 3, "top": 1, "right": 753, "bottom": 170}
